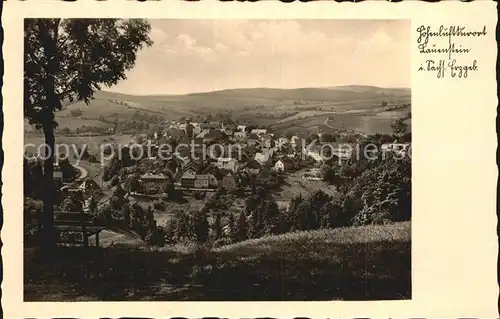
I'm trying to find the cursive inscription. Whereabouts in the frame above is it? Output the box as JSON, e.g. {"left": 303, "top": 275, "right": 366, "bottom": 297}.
{"left": 416, "top": 25, "right": 486, "bottom": 79}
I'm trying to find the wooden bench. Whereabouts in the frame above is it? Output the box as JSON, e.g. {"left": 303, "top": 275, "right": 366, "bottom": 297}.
{"left": 28, "top": 210, "right": 106, "bottom": 248}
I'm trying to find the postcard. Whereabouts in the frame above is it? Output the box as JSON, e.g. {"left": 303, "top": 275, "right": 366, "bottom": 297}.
{"left": 1, "top": 0, "right": 498, "bottom": 318}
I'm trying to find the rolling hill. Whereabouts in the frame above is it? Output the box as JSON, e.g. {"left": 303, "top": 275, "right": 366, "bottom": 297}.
{"left": 25, "top": 85, "right": 411, "bottom": 135}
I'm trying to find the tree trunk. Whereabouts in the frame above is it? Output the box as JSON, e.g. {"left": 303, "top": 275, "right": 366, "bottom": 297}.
{"left": 42, "top": 122, "right": 56, "bottom": 248}
{"left": 251, "top": 175, "right": 256, "bottom": 195}
{"left": 39, "top": 20, "right": 61, "bottom": 249}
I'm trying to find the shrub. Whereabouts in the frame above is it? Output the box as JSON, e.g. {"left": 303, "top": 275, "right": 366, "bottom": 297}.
{"left": 212, "top": 237, "right": 233, "bottom": 249}
{"left": 152, "top": 200, "right": 166, "bottom": 210}
{"left": 145, "top": 227, "right": 166, "bottom": 247}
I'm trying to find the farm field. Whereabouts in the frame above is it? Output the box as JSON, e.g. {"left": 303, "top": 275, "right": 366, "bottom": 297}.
{"left": 56, "top": 117, "right": 115, "bottom": 130}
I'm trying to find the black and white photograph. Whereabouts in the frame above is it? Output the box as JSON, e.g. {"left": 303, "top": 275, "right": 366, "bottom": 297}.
{"left": 23, "top": 18, "right": 412, "bottom": 301}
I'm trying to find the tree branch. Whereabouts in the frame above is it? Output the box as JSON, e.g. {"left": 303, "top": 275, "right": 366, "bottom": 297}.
{"left": 25, "top": 44, "right": 47, "bottom": 75}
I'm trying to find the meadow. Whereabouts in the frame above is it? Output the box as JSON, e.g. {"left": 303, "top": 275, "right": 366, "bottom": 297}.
{"left": 24, "top": 222, "right": 411, "bottom": 301}
{"left": 24, "top": 133, "right": 134, "bottom": 159}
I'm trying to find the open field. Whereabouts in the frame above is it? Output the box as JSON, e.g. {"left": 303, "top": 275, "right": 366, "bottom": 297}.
{"left": 56, "top": 117, "right": 115, "bottom": 130}
{"left": 39, "top": 85, "right": 410, "bottom": 127}
{"left": 277, "top": 110, "right": 337, "bottom": 123}
{"left": 274, "top": 169, "right": 337, "bottom": 201}
{"left": 24, "top": 221, "right": 411, "bottom": 301}
{"left": 273, "top": 104, "right": 411, "bottom": 135}
{"left": 24, "top": 133, "right": 135, "bottom": 158}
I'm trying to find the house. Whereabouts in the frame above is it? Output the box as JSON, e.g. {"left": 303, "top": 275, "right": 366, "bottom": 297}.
{"left": 234, "top": 131, "right": 247, "bottom": 140}
{"left": 290, "top": 136, "right": 300, "bottom": 147}
{"left": 166, "top": 128, "right": 186, "bottom": 139}
{"left": 250, "top": 128, "right": 267, "bottom": 136}
{"left": 247, "top": 133, "right": 260, "bottom": 147}
{"left": 216, "top": 157, "right": 239, "bottom": 173}
{"left": 190, "top": 123, "right": 202, "bottom": 135}
{"left": 221, "top": 173, "right": 236, "bottom": 191}
{"left": 303, "top": 145, "right": 324, "bottom": 163}
{"left": 202, "top": 121, "right": 221, "bottom": 130}
{"left": 275, "top": 137, "right": 290, "bottom": 148}
{"left": 222, "top": 123, "right": 236, "bottom": 135}
{"left": 254, "top": 151, "right": 272, "bottom": 164}
{"left": 180, "top": 170, "right": 196, "bottom": 188}
{"left": 140, "top": 173, "right": 168, "bottom": 193}
{"left": 330, "top": 144, "right": 353, "bottom": 162}
{"left": 194, "top": 174, "right": 218, "bottom": 189}
{"left": 260, "top": 133, "right": 274, "bottom": 148}
{"left": 184, "top": 159, "right": 204, "bottom": 174}
{"left": 273, "top": 158, "right": 293, "bottom": 172}
{"left": 237, "top": 125, "right": 247, "bottom": 132}
{"left": 381, "top": 142, "right": 410, "bottom": 156}
{"left": 168, "top": 122, "right": 180, "bottom": 130}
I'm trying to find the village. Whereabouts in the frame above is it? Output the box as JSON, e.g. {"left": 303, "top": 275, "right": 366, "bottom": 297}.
{"left": 111, "top": 119, "right": 409, "bottom": 195}
{"left": 37, "top": 116, "right": 411, "bottom": 223}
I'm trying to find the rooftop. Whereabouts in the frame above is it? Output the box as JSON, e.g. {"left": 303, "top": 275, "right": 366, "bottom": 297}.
{"left": 140, "top": 172, "right": 167, "bottom": 180}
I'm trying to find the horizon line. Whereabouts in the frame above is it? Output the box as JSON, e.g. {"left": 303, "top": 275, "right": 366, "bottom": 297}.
{"left": 105, "top": 84, "right": 412, "bottom": 97}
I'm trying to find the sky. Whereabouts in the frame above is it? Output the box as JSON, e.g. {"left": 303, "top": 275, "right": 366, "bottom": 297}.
{"left": 108, "top": 19, "right": 410, "bottom": 95}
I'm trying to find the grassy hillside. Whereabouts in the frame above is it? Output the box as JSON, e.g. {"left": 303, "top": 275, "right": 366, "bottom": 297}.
{"left": 25, "top": 222, "right": 411, "bottom": 301}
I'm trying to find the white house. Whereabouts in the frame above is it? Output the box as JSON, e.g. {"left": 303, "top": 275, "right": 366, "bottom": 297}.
{"left": 250, "top": 128, "right": 267, "bottom": 136}
{"left": 303, "top": 146, "right": 324, "bottom": 163}
{"left": 273, "top": 159, "right": 293, "bottom": 172}
{"left": 237, "top": 125, "right": 247, "bottom": 132}
{"left": 254, "top": 150, "right": 273, "bottom": 164}
{"left": 216, "top": 158, "right": 239, "bottom": 173}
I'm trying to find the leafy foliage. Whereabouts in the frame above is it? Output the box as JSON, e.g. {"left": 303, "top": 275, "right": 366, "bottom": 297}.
{"left": 24, "top": 19, "right": 153, "bottom": 127}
